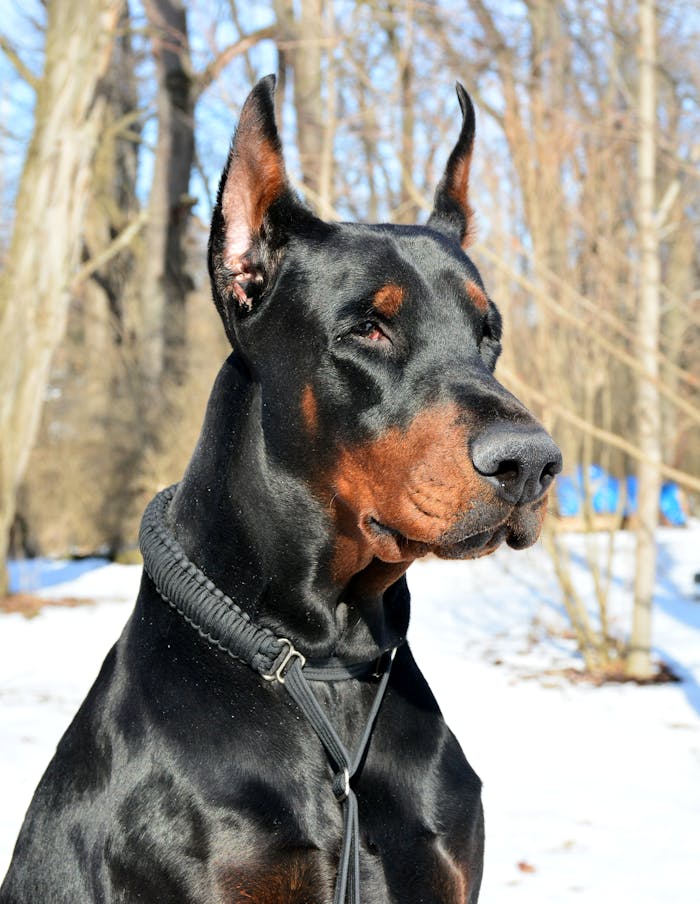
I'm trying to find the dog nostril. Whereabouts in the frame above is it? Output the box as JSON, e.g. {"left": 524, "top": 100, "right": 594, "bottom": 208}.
{"left": 491, "top": 459, "right": 521, "bottom": 490}
{"left": 539, "top": 459, "right": 560, "bottom": 492}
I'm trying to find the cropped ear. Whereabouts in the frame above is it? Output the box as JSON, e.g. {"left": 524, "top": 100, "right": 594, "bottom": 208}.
{"left": 426, "top": 83, "right": 476, "bottom": 249}
{"left": 208, "top": 74, "right": 310, "bottom": 340}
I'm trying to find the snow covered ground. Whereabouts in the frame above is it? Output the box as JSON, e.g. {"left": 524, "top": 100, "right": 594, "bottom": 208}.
{"left": 1, "top": 527, "right": 699, "bottom": 901}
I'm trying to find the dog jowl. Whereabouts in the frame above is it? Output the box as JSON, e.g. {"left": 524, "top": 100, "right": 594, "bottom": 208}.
{"left": 1, "top": 76, "right": 561, "bottom": 904}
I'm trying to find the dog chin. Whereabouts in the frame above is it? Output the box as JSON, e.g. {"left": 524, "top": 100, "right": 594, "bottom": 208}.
{"left": 432, "top": 503, "right": 548, "bottom": 559}
{"left": 364, "top": 519, "right": 507, "bottom": 563}
{"left": 364, "top": 501, "right": 547, "bottom": 564}
{"left": 432, "top": 524, "right": 509, "bottom": 560}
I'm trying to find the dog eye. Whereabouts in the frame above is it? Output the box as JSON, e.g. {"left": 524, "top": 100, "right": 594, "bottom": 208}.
{"left": 482, "top": 321, "right": 495, "bottom": 342}
{"left": 480, "top": 328, "right": 502, "bottom": 369}
{"left": 353, "top": 320, "right": 387, "bottom": 342}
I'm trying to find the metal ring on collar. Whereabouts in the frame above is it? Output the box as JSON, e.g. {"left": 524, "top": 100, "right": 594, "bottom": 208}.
{"left": 262, "top": 637, "right": 306, "bottom": 684}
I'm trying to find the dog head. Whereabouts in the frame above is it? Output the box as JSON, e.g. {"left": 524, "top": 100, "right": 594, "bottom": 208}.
{"left": 208, "top": 76, "right": 561, "bottom": 587}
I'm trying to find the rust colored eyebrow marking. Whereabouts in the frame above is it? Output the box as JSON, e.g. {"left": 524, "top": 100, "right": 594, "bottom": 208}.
{"left": 465, "top": 280, "right": 488, "bottom": 313}
{"left": 373, "top": 283, "right": 405, "bottom": 317}
{"left": 300, "top": 384, "right": 318, "bottom": 436}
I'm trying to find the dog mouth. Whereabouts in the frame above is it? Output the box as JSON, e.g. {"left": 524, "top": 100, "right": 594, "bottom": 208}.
{"left": 365, "top": 503, "right": 545, "bottom": 562}
{"left": 432, "top": 523, "right": 511, "bottom": 559}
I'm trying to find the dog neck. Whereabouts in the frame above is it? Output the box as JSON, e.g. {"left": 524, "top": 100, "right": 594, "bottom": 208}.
{"left": 168, "top": 353, "right": 409, "bottom": 661}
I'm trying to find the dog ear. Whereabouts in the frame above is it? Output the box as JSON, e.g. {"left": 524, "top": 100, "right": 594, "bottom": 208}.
{"left": 427, "top": 83, "right": 476, "bottom": 249}
{"left": 208, "top": 74, "right": 308, "bottom": 336}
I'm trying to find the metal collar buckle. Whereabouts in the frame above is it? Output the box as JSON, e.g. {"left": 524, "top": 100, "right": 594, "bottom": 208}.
{"left": 333, "top": 766, "right": 350, "bottom": 802}
{"left": 262, "top": 637, "right": 306, "bottom": 684}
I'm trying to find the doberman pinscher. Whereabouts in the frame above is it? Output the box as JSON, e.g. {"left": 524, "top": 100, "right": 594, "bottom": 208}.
{"left": 1, "top": 76, "right": 561, "bottom": 904}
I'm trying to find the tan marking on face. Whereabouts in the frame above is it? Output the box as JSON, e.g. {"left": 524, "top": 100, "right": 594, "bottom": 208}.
{"left": 300, "top": 384, "right": 318, "bottom": 436}
{"left": 327, "top": 404, "right": 496, "bottom": 585}
{"left": 466, "top": 280, "right": 488, "bottom": 313}
{"left": 373, "top": 283, "right": 405, "bottom": 318}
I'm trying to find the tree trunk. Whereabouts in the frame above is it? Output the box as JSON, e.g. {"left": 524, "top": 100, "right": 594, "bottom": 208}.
{"left": 627, "top": 0, "right": 661, "bottom": 680}
{"left": 0, "top": 0, "right": 122, "bottom": 597}
{"left": 83, "top": 0, "right": 140, "bottom": 354}
{"left": 274, "top": 0, "right": 335, "bottom": 216}
{"left": 385, "top": 5, "right": 417, "bottom": 225}
{"left": 142, "top": 0, "right": 195, "bottom": 388}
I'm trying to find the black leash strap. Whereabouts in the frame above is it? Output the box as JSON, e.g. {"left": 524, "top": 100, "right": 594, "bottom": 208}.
{"left": 139, "top": 485, "right": 400, "bottom": 904}
{"left": 282, "top": 650, "right": 396, "bottom": 904}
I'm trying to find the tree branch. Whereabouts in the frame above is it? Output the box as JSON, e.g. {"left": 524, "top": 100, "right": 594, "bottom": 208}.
{"left": 71, "top": 209, "right": 148, "bottom": 288}
{"left": 0, "top": 33, "right": 39, "bottom": 91}
{"left": 194, "top": 25, "right": 278, "bottom": 99}
{"left": 287, "top": 171, "right": 342, "bottom": 219}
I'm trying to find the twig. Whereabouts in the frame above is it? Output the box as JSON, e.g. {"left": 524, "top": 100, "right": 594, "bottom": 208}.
{"left": 0, "top": 34, "right": 39, "bottom": 91}
{"left": 71, "top": 209, "right": 148, "bottom": 288}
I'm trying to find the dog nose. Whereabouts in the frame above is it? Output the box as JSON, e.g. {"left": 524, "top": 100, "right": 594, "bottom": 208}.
{"left": 471, "top": 424, "right": 563, "bottom": 505}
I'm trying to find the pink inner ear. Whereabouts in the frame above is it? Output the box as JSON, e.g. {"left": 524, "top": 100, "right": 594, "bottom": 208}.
{"left": 223, "top": 199, "right": 255, "bottom": 273}
{"left": 220, "top": 128, "right": 287, "bottom": 275}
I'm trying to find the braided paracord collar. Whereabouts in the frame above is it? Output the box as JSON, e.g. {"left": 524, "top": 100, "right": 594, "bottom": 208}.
{"left": 139, "top": 485, "right": 400, "bottom": 904}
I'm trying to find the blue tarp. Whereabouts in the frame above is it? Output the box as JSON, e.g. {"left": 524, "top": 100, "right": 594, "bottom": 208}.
{"left": 660, "top": 481, "right": 686, "bottom": 526}
{"left": 7, "top": 557, "right": 108, "bottom": 594}
{"left": 556, "top": 465, "right": 686, "bottom": 525}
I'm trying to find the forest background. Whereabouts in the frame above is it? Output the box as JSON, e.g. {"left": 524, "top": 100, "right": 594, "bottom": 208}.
{"left": 0, "top": 0, "right": 698, "bottom": 681}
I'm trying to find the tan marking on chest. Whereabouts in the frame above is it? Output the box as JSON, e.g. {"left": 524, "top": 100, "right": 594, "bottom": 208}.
{"left": 428, "top": 836, "right": 474, "bottom": 903}
{"left": 219, "top": 849, "right": 333, "bottom": 903}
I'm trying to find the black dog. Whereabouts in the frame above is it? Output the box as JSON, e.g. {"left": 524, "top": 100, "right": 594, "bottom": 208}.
{"left": 1, "top": 76, "right": 561, "bottom": 904}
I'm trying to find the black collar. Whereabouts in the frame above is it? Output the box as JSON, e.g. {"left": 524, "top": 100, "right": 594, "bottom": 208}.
{"left": 139, "top": 484, "right": 395, "bottom": 682}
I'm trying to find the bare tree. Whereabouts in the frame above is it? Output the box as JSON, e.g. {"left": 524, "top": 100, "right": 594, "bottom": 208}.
{"left": 627, "top": 0, "right": 661, "bottom": 680}
{"left": 141, "top": 0, "right": 195, "bottom": 388}
{"left": 274, "top": 0, "right": 337, "bottom": 216}
{"left": 0, "top": 0, "right": 123, "bottom": 596}
{"left": 15, "top": 0, "right": 150, "bottom": 560}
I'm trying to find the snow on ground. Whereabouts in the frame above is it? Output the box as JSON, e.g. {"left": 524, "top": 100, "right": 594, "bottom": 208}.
{"left": 1, "top": 527, "right": 699, "bottom": 901}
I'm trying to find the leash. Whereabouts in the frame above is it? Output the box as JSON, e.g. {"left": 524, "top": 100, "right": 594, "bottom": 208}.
{"left": 282, "top": 651, "right": 396, "bottom": 904}
{"left": 139, "top": 485, "right": 399, "bottom": 904}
